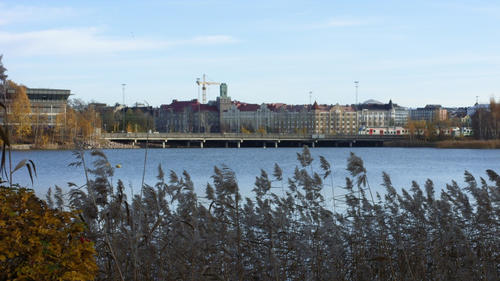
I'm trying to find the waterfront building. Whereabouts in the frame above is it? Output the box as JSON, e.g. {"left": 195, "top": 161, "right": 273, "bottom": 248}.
{"left": 216, "top": 83, "right": 232, "bottom": 132}
{"left": 153, "top": 86, "right": 411, "bottom": 136}
{"left": 271, "top": 104, "right": 313, "bottom": 134}
{"left": 156, "top": 99, "right": 219, "bottom": 133}
{"left": 410, "top": 104, "right": 448, "bottom": 122}
{"left": 466, "top": 103, "right": 490, "bottom": 116}
{"left": 328, "top": 104, "right": 359, "bottom": 135}
{"left": 311, "top": 102, "right": 328, "bottom": 134}
{"left": 356, "top": 99, "right": 408, "bottom": 128}
{"left": 446, "top": 107, "right": 468, "bottom": 119}
{"left": 222, "top": 102, "right": 270, "bottom": 133}
{"left": 221, "top": 101, "right": 360, "bottom": 136}
{"left": 2, "top": 87, "right": 70, "bottom": 127}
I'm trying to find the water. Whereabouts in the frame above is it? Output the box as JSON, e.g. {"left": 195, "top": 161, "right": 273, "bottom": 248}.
{"left": 10, "top": 147, "right": 500, "bottom": 204}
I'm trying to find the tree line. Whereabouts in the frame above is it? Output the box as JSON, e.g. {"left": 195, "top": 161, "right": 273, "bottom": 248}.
{"left": 0, "top": 55, "right": 154, "bottom": 146}
{"left": 100, "top": 105, "right": 155, "bottom": 133}
{"left": 3, "top": 80, "right": 100, "bottom": 146}
{"left": 471, "top": 98, "right": 500, "bottom": 140}
{"left": 3, "top": 81, "right": 155, "bottom": 146}
{"left": 41, "top": 146, "right": 500, "bottom": 280}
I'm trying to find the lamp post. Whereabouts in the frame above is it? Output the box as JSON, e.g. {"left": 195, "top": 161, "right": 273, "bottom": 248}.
{"left": 354, "top": 81, "right": 359, "bottom": 136}
{"left": 122, "top": 83, "right": 126, "bottom": 132}
{"left": 354, "top": 81, "right": 359, "bottom": 105}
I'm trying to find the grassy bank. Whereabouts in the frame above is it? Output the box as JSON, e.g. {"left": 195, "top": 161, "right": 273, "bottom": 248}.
{"left": 385, "top": 139, "right": 500, "bottom": 149}
{"left": 434, "top": 139, "right": 500, "bottom": 149}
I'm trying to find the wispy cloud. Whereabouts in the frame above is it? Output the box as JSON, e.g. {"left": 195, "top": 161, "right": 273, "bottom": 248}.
{"left": 0, "top": 28, "right": 238, "bottom": 56}
{"left": 0, "top": 3, "right": 75, "bottom": 26}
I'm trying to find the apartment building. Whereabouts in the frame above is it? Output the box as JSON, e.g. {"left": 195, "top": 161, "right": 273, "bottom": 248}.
{"left": 356, "top": 99, "right": 409, "bottom": 128}
{"left": 410, "top": 104, "right": 448, "bottom": 122}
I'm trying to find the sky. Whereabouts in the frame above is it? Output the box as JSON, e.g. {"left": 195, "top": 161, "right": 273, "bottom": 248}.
{"left": 1, "top": 0, "right": 499, "bottom": 107}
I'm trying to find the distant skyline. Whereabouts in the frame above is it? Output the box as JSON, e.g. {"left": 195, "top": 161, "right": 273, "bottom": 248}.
{"left": 1, "top": 0, "right": 499, "bottom": 107}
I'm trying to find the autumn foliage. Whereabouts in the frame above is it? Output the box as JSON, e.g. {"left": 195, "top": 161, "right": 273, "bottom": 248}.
{"left": 7, "top": 81, "right": 32, "bottom": 140}
{"left": 0, "top": 187, "right": 97, "bottom": 280}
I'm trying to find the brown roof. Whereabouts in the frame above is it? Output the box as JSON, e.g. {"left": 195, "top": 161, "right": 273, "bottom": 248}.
{"left": 237, "top": 103, "right": 260, "bottom": 111}
{"left": 161, "top": 99, "right": 217, "bottom": 112}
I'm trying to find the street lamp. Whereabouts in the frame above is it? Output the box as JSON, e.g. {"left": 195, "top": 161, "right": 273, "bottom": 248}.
{"left": 122, "top": 83, "right": 126, "bottom": 132}
{"left": 354, "top": 81, "right": 359, "bottom": 136}
{"left": 354, "top": 81, "right": 359, "bottom": 105}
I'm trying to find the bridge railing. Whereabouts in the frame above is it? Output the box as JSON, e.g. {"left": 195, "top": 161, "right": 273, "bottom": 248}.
{"left": 102, "top": 132, "right": 406, "bottom": 140}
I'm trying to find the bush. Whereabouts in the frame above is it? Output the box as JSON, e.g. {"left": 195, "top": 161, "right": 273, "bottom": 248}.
{"left": 0, "top": 187, "right": 97, "bottom": 281}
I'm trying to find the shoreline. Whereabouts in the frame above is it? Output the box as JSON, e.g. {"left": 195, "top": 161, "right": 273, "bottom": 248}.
{"left": 11, "top": 141, "right": 138, "bottom": 151}
{"left": 384, "top": 139, "right": 500, "bottom": 149}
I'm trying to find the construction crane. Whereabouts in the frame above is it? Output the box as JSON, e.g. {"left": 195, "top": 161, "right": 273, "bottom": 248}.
{"left": 196, "top": 74, "right": 220, "bottom": 104}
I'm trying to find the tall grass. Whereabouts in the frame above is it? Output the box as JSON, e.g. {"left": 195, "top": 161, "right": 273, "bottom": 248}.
{"left": 49, "top": 146, "right": 500, "bottom": 280}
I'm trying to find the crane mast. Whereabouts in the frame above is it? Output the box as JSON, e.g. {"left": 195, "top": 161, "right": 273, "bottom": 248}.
{"left": 196, "top": 74, "right": 220, "bottom": 104}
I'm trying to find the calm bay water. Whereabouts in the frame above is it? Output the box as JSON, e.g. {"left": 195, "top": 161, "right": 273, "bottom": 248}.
{"left": 10, "top": 147, "right": 500, "bottom": 204}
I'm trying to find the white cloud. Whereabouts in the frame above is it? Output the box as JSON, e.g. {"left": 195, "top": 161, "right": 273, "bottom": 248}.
{"left": 0, "top": 3, "right": 75, "bottom": 26}
{"left": 0, "top": 28, "right": 238, "bottom": 56}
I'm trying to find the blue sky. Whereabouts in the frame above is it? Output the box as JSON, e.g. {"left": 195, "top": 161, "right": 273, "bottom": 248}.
{"left": 1, "top": 0, "right": 499, "bottom": 107}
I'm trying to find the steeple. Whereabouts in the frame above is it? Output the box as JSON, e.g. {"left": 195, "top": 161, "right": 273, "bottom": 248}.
{"left": 312, "top": 101, "right": 320, "bottom": 110}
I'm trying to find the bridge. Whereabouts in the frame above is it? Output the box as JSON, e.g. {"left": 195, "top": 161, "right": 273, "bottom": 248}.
{"left": 102, "top": 133, "right": 406, "bottom": 148}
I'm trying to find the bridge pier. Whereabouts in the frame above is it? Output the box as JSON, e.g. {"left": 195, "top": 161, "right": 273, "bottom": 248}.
{"left": 263, "top": 142, "right": 266, "bottom": 149}
{"left": 275, "top": 141, "right": 278, "bottom": 148}
{"left": 187, "top": 141, "right": 190, "bottom": 148}
{"left": 349, "top": 142, "right": 352, "bottom": 147}
{"left": 200, "top": 141, "right": 203, "bottom": 149}
{"left": 237, "top": 141, "right": 241, "bottom": 148}
{"left": 163, "top": 141, "right": 165, "bottom": 148}
{"left": 225, "top": 141, "right": 228, "bottom": 148}
{"left": 312, "top": 142, "right": 315, "bottom": 148}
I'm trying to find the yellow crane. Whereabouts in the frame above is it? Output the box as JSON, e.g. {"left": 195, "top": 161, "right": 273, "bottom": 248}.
{"left": 196, "top": 74, "right": 220, "bottom": 104}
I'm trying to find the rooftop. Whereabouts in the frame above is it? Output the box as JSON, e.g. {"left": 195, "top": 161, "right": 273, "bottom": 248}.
{"left": 6, "top": 87, "right": 71, "bottom": 101}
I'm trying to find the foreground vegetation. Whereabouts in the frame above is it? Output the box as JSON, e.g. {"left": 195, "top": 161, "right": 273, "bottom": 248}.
{"left": 39, "top": 147, "right": 500, "bottom": 280}
{"left": 0, "top": 187, "right": 97, "bottom": 280}
{"left": 1, "top": 55, "right": 97, "bottom": 280}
